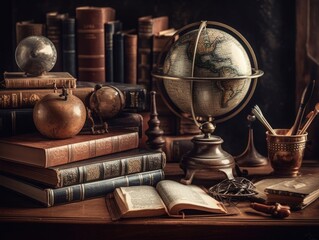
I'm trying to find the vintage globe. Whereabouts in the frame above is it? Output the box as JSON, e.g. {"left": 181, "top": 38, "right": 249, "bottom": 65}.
{"left": 152, "top": 21, "right": 264, "bottom": 184}
{"left": 154, "top": 21, "right": 263, "bottom": 124}
{"left": 15, "top": 35, "right": 57, "bottom": 76}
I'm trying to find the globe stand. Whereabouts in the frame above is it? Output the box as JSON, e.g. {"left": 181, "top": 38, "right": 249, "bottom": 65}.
{"left": 180, "top": 122, "right": 235, "bottom": 185}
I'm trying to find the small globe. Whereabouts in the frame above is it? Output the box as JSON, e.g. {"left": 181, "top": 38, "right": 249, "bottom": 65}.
{"left": 89, "top": 85, "right": 126, "bottom": 120}
{"left": 15, "top": 36, "right": 57, "bottom": 76}
{"left": 154, "top": 21, "right": 263, "bottom": 124}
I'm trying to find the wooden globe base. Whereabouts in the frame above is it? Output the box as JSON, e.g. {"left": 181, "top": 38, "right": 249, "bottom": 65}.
{"left": 180, "top": 135, "right": 236, "bottom": 185}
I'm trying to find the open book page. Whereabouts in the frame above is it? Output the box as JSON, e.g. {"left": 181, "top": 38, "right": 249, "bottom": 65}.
{"left": 156, "top": 180, "right": 227, "bottom": 215}
{"left": 113, "top": 185, "right": 167, "bottom": 217}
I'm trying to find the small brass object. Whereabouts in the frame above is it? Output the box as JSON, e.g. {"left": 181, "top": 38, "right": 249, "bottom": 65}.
{"left": 235, "top": 114, "right": 268, "bottom": 167}
{"left": 266, "top": 129, "right": 307, "bottom": 177}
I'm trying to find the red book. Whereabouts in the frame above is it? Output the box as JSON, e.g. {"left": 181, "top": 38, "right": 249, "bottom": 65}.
{"left": 76, "top": 6, "right": 115, "bottom": 83}
{"left": 0, "top": 129, "right": 139, "bottom": 168}
{"left": 137, "top": 16, "right": 169, "bottom": 90}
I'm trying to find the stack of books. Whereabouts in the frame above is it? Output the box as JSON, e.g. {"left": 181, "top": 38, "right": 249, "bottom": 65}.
{"left": 0, "top": 130, "right": 166, "bottom": 207}
{"left": 0, "top": 71, "right": 165, "bottom": 207}
{"left": 254, "top": 173, "right": 319, "bottom": 210}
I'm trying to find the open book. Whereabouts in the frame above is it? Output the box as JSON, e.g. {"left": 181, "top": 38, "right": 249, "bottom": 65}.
{"left": 106, "top": 180, "right": 229, "bottom": 220}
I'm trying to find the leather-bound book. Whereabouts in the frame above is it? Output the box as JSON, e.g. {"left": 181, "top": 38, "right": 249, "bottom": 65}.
{"left": 0, "top": 110, "right": 143, "bottom": 138}
{"left": 46, "top": 12, "right": 69, "bottom": 72}
{"left": 152, "top": 28, "right": 176, "bottom": 71}
{"left": 177, "top": 117, "right": 201, "bottom": 135}
{"left": 0, "top": 149, "right": 166, "bottom": 188}
{"left": 137, "top": 16, "right": 169, "bottom": 90}
{"left": 124, "top": 29, "right": 137, "bottom": 85}
{"left": 0, "top": 86, "right": 94, "bottom": 109}
{"left": 16, "top": 20, "right": 45, "bottom": 45}
{"left": 62, "top": 17, "right": 77, "bottom": 78}
{"left": 105, "top": 20, "right": 122, "bottom": 83}
{"left": 0, "top": 108, "right": 36, "bottom": 137}
{"left": 106, "top": 112, "right": 144, "bottom": 137}
{"left": 76, "top": 6, "right": 115, "bottom": 83}
{"left": 0, "top": 129, "right": 139, "bottom": 168}
{"left": 113, "top": 30, "right": 125, "bottom": 83}
{"left": 2, "top": 72, "right": 76, "bottom": 89}
{"left": 0, "top": 169, "right": 164, "bottom": 207}
{"left": 162, "top": 135, "right": 194, "bottom": 163}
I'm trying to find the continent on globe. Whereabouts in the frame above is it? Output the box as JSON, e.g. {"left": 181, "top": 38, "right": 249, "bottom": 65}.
{"left": 162, "top": 27, "right": 251, "bottom": 119}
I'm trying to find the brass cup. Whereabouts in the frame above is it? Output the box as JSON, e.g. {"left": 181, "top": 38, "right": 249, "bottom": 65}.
{"left": 266, "top": 129, "right": 308, "bottom": 177}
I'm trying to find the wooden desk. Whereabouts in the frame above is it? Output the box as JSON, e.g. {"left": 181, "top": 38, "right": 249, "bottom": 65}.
{"left": 1, "top": 162, "right": 319, "bottom": 240}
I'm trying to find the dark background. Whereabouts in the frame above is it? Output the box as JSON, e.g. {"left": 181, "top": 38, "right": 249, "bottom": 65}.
{"left": 1, "top": 0, "right": 297, "bottom": 158}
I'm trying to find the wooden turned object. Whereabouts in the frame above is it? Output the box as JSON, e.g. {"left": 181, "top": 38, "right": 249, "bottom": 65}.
{"left": 145, "top": 91, "right": 165, "bottom": 151}
{"left": 250, "top": 202, "right": 291, "bottom": 219}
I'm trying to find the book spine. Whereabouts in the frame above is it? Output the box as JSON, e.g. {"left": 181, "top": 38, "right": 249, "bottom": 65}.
{"left": 3, "top": 77, "right": 77, "bottom": 89}
{"left": 177, "top": 117, "right": 201, "bottom": 135}
{"left": 76, "top": 7, "right": 115, "bottom": 83}
{"left": 113, "top": 32, "right": 125, "bottom": 83}
{"left": 137, "top": 16, "right": 168, "bottom": 90}
{"left": 62, "top": 17, "right": 77, "bottom": 78}
{"left": 0, "top": 87, "right": 94, "bottom": 108}
{"left": 124, "top": 32, "right": 137, "bottom": 85}
{"left": 152, "top": 35, "right": 170, "bottom": 72}
{"left": 48, "top": 169, "right": 165, "bottom": 206}
{"left": 0, "top": 108, "right": 36, "bottom": 137}
{"left": 16, "top": 21, "right": 45, "bottom": 45}
{"left": 121, "top": 87, "right": 148, "bottom": 112}
{"left": 45, "top": 132, "right": 139, "bottom": 167}
{"left": 58, "top": 151, "right": 166, "bottom": 187}
{"left": 106, "top": 112, "right": 143, "bottom": 137}
{"left": 137, "top": 18, "right": 153, "bottom": 90}
{"left": 265, "top": 189, "right": 307, "bottom": 198}
{"left": 162, "top": 136, "right": 194, "bottom": 162}
{"left": 105, "top": 20, "right": 122, "bottom": 83}
{"left": 46, "top": 12, "right": 69, "bottom": 72}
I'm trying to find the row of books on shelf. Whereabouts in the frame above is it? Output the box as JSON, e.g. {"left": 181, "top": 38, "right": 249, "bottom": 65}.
{"left": 0, "top": 75, "right": 148, "bottom": 111}
{"left": 13, "top": 6, "right": 176, "bottom": 90}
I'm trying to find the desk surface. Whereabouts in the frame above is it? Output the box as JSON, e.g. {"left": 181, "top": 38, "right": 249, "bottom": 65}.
{"left": 1, "top": 162, "right": 319, "bottom": 240}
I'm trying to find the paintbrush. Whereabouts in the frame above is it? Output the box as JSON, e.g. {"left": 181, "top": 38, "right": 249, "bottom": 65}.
{"left": 286, "top": 80, "right": 315, "bottom": 136}
{"left": 252, "top": 105, "right": 277, "bottom": 135}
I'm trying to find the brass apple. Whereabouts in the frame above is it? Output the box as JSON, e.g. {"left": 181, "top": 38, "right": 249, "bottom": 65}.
{"left": 33, "top": 89, "right": 87, "bottom": 139}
